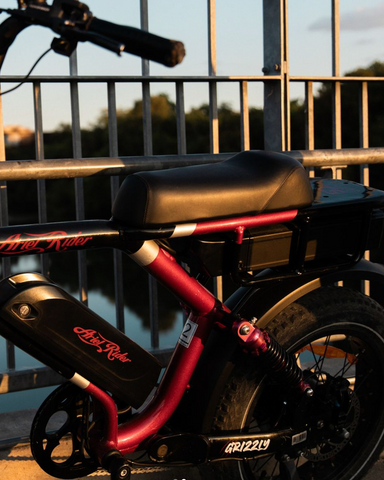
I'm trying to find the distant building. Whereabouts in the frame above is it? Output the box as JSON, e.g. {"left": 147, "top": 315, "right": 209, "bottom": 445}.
{"left": 4, "top": 125, "right": 34, "bottom": 146}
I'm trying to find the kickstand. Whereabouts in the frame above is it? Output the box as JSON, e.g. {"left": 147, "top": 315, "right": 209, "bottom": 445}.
{"left": 104, "top": 454, "right": 131, "bottom": 480}
{"left": 279, "top": 455, "right": 300, "bottom": 480}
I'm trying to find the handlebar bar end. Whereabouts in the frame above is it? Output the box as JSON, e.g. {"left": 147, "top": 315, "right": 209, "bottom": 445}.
{"left": 166, "top": 40, "right": 185, "bottom": 68}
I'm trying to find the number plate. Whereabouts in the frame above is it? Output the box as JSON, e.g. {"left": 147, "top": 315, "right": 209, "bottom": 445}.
{"left": 178, "top": 319, "right": 198, "bottom": 348}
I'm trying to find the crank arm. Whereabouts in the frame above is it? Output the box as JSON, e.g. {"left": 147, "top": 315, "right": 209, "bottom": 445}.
{"left": 148, "top": 428, "right": 308, "bottom": 464}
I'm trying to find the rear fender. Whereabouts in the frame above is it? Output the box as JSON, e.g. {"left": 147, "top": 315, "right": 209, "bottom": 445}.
{"left": 172, "top": 259, "right": 384, "bottom": 432}
{"left": 230, "top": 258, "right": 384, "bottom": 328}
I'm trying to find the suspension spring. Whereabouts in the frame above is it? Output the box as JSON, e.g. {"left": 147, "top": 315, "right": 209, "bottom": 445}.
{"left": 234, "top": 320, "right": 305, "bottom": 391}
{"left": 260, "top": 334, "right": 303, "bottom": 387}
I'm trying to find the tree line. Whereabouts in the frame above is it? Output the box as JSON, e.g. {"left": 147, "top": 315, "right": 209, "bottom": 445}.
{"left": 5, "top": 60, "right": 384, "bottom": 223}
{"left": 7, "top": 60, "right": 384, "bottom": 160}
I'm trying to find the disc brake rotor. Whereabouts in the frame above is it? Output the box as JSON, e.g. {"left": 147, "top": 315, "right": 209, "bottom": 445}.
{"left": 30, "top": 382, "right": 99, "bottom": 479}
{"left": 304, "top": 389, "right": 360, "bottom": 462}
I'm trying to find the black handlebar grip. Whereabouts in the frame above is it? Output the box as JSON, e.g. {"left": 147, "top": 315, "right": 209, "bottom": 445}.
{"left": 88, "top": 17, "right": 185, "bottom": 67}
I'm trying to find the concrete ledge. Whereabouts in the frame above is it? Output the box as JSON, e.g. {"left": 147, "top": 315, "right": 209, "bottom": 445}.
{"left": 0, "top": 440, "right": 205, "bottom": 480}
{"left": 0, "top": 409, "right": 204, "bottom": 479}
{"left": 0, "top": 409, "right": 382, "bottom": 480}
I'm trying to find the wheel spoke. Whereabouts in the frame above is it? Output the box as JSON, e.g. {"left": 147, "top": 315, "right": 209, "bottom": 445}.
{"left": 251, "top": 455, "right": 275, "bottom": 474}
{"left": 318, "top": 335, "right": 331, "bottom": 372}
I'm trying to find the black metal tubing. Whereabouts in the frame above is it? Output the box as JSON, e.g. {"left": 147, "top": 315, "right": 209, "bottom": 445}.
{"left": 207, "top": 429, "right": 296, "bottom": 461}
{"left": 148, "top": 428, "right": 296, "bottom": 463}
{"left": 0, "top": 220, "right": 126, "bottom": 258}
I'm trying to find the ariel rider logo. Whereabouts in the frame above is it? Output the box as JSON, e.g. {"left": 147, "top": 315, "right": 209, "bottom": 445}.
{"left": 73, "top": 327, "right": 132, "bottom": 363}
{"left": 0, "top": 231, "right": 93, "bottom": 255}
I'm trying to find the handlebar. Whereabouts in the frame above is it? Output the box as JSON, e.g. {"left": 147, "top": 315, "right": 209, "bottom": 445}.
{"left": 0, "top": 16, "right": 29, "bottom": 67}
{"left": 0, "top": 0, "right": 185, "bottom": 69}
{"left": 88, "top": 18, "right": 185, "bottom": 68}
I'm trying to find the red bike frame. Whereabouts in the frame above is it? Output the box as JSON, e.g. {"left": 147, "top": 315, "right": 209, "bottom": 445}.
{"left": 48, "top": 209, "right": 298, "bottom": 460}
{"left": 0, "top": 209, "right": 298, "bottom": 461}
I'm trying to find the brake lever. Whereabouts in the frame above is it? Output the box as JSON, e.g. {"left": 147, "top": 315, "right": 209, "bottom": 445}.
{"left": 50, "top": 0, "right": 92, "bottom": 26}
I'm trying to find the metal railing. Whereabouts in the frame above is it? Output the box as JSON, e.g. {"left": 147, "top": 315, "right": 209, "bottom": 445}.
{"left": 0, "top": 0, "right": 383, "bottom": 399}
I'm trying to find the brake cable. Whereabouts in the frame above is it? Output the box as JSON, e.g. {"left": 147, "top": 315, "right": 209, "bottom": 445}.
{"left": 0, "top": 46, "right": 52, "bottom": 96}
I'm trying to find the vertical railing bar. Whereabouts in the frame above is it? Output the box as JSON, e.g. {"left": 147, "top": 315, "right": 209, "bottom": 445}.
{"left": 140, "top": 0, "right": 150, "bottom": 77}
{"left": 107, "top": 83, "right": 119, "bottom": 155}
{"left": 332, "top": 82, "right": 342, "bottom": 151}
{"left": 283, "top": 0, "right": 290, "bottom": 151}
{"left": 304, "top": 81, "right": 315, "bottom": 150}
{"left": 69, "top": 51, "right": 88, "bottom": 305}
{"left": 359, "top": 81, "right": 370, "bottom": 295}
{"left": 359, "top": 81, "right": 369, "bottom": 184}
{"left": 176, "top": 81, "right": 187, "bottom": 155}
{"left": 262, "top": 0, "right": 285, "bottom": 151}
{"left": 209, "top": 81, "right": 219, "bottom": 155}
{"left": 140, "top": 0, "right": 153, "bottom": 157}
{"left": 359, "top": 82, "right": 369, "bottom": 153}
{"left": 208, "top": 0, "right": 222, "bottom": 301}
{"left": 331, "top": 0, "right": 343, "bottom": 289}
{"left": 141, "top": 0, "right": 159, "bottom": 350}
{"left": 305, "top": 81, "right": 315, "bottom": 177}
{"left": 175, "top": 82, "right": 189, "bottom": 324}
{"left": 108, "top": 81, "right": 125, "bottom": 333}
{"left": 208, "top": 0, "right": 219, "bottom": 156}
{"left": 33, "top": 81, "right": 49, "bottom": 276}
{"left": 142, "top": 80, "right": 153, "bottom": 156}
{"left": 332, "top": 0, "right": 340, "bottom": 79}
{"left": 240, "top": 81, "right": 250, "bottom": 151}
{"left": 0, "top": 87, "right": 14, "bottom": 370}
{"left": 332, "top": 0, "right": 342, "bottom": 179}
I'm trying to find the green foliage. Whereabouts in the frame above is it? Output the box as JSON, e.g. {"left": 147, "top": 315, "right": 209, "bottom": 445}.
{"left": 5, "top": 60, "right": 384, "bottom": 223}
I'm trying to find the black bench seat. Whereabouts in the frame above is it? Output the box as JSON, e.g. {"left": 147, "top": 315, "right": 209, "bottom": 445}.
{"left": 112, "top": 151, "right": 314, "bottom": 228}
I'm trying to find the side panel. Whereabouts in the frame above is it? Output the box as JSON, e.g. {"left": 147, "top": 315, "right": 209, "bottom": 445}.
{"left": 172, "top": 259, "right": 384, "bottom": 432}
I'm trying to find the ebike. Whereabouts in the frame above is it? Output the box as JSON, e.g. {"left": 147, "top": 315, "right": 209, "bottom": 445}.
{"left": 1, "top": 2, "right": 384, "bottom": 480}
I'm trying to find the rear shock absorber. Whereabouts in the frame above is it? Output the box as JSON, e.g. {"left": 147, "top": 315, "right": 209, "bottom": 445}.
{"left": 233, "top": 319, "right": 310, "bottom": 395}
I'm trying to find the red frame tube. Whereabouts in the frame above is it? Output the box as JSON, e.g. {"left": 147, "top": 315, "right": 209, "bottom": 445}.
{"left": 87, "top": 311, "right": 218, "bottom": 458}
{"left": 117, "top": 311, "right": 216, "bottom": 454}
{"left": 192, "top": 210, "right": 298, "bottom": 236}
{"left": 58, "top": 211, "right": 300, "bottom": 458}
{"left": 104, "top": 212, "right": 296, "bottom": 455}
{"left": 130, "top": 241, "right": 218, "bottom": 315}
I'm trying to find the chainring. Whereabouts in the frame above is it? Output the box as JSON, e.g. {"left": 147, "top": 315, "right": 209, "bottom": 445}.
{"left": 30, "top": 382, "right": 99, "bottom": 479}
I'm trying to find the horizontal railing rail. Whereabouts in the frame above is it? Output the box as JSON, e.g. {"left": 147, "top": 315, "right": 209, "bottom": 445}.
{"left": 0, "top": 148, "right": 383, "bottom": 181}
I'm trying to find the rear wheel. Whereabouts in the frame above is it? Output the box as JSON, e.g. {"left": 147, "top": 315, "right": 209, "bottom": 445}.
{"left": 210, "top": 287, "right": 384, "bottom": 480}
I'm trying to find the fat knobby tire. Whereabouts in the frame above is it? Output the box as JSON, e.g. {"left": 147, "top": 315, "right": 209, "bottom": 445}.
{"left": 209, "top": 286, "right": 384, "bottom": 480}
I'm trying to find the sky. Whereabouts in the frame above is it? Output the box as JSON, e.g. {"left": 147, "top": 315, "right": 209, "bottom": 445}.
{"left": 0, "top": 0, "right": 383, "bottom": 132}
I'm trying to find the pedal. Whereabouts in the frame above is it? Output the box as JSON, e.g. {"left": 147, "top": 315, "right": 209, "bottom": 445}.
{"left": 279, "top": 455, "right": 300, "bottom": 480}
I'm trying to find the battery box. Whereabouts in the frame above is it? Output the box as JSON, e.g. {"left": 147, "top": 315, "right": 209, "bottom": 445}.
{"left": 0, "top": 273, "right": 162, "bottom": 408}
